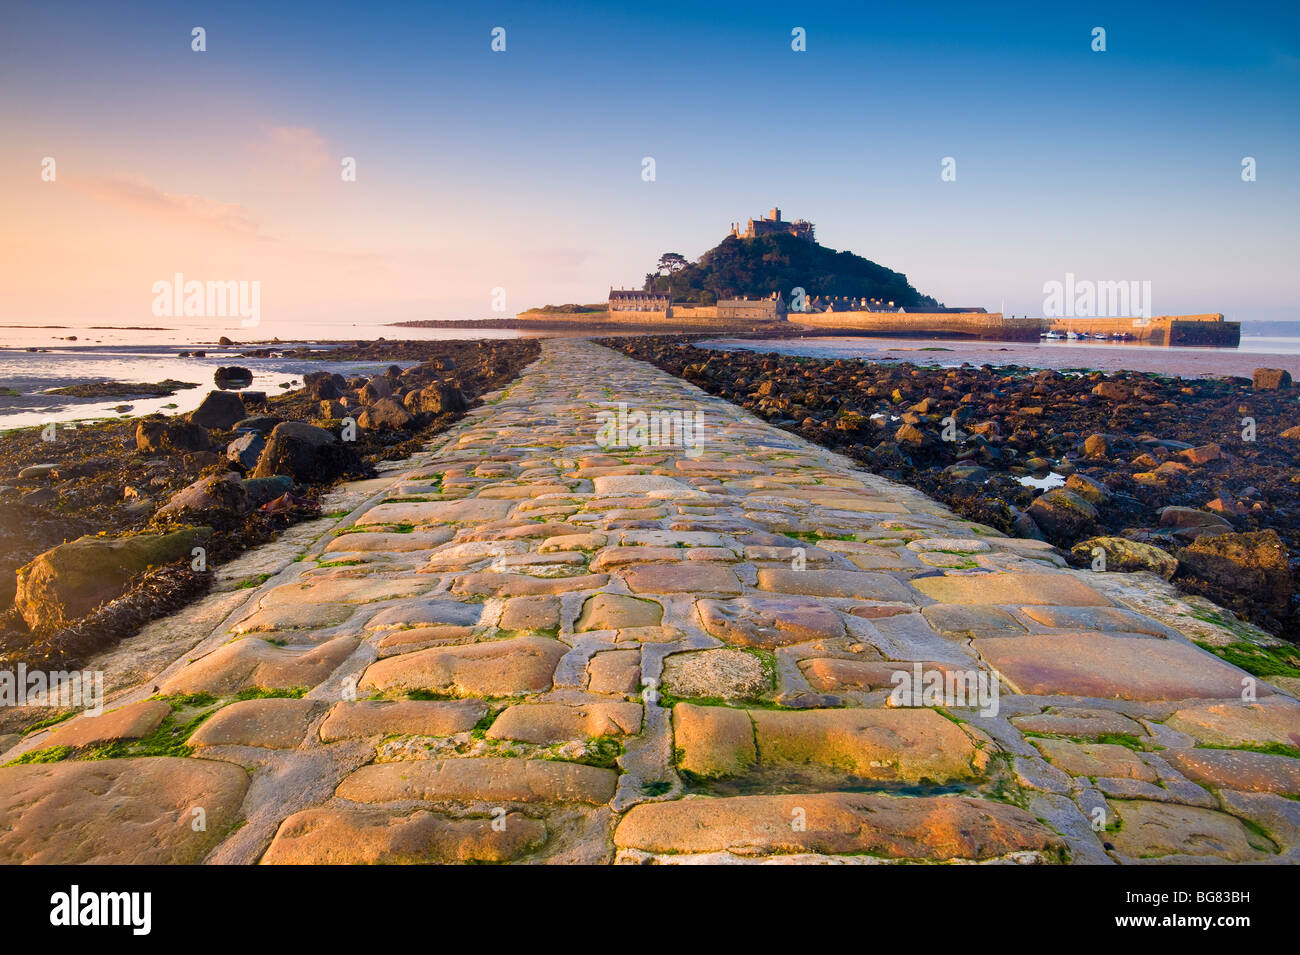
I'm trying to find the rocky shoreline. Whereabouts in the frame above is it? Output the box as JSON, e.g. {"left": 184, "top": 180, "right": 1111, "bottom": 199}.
{"left": 602, "top": 335, "right": 1300, "bottom": 645}
{"left": 0, "top": 339, "right": 539, "bottom": 686}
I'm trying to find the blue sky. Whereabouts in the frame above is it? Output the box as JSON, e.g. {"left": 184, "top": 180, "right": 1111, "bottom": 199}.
{"left": 2, "top": 0, "right": 1297, "bottom": 324}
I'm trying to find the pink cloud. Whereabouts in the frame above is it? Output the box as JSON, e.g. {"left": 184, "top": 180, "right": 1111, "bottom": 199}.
{"left": 71, "top": 175, "right": 264, "bottom": 237}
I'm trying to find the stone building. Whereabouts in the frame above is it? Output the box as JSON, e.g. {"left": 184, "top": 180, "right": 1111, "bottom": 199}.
{"left": 609, "top": 289, "right": 671, "bottom": 313}
{"left": 729, "top": 207, "right": 815, "bottom": 243}
{"left": 716, "top": 292, "right": 787, "bottom": 321}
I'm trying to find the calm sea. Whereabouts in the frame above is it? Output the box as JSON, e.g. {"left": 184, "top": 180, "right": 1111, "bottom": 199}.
{"left": 700, "top": 325, "right": 1300, "bottom": 381}
{"left": 0, "top": 318, "right": 520, "bottom": 428}
{"left": 3, "top": 319, "right": 1298, "bottom": 428}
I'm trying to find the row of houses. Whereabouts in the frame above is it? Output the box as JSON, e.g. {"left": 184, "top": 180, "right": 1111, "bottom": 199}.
{"left": 607, "top": 290, "right": 988, "bottom": 319}
{"left": 607, "top": 289, "right": 787, "bottom": 321}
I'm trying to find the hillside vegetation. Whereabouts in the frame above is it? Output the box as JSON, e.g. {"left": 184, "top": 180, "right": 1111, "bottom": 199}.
{"left": 643, "top": 234, "right": 938, "bottom": 308}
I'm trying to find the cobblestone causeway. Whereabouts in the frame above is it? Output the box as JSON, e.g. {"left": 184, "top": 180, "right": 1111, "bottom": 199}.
{"left": 3, "top": 340, "right": 1297, "bottom": 865}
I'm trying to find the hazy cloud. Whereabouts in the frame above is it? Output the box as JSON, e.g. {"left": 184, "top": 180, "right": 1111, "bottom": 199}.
{"left": 72, "top": 175, "right": 264, "bottom": 237}
{"left": 247, "top": 125, "right": 333, "bottom": 179}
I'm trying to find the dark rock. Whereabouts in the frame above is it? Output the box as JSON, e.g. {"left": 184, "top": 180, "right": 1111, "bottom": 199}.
{"left": 1072, "top": 536, "right": 1178, "bottom": 579}
{"left": 156, "top": 472, "right": 248, "bottom": 519}
{"left": 1252, "top": 368, "right": 1292, "bottom": 391}
{"left": 1026, "top": 488, "right": 1098, "bottom": 539}
{"left": 403, "top": 381, "right": 468, "bottom": 415}
{"left": 20, "top": 488, "right": 59, "bottom": 507}
{"left": 1065, "top": 473, "right": 1110, "bottom": 505}
{"left": 232, "top": 415, "right": 281, "bottom": 434}
{"left": 1158, "top": 505, "right": 1231, "bottom": 530}
{"left": 303, "top": 371, "right": 346, "bottom": 401}
{"left": 213, "top": 366, "right": 253, "bottom": 389}
{"left": 944, "top": 463, "right": 988, "bottom": 483}
{"left": 1091, "top": 381, "right": 1134, "bottom": 401}
{"left": 1171, "top": 524, "right": 1233, "bottom": 545}
{"left": 357, "top": 397, "right": 414, "bottom": 430}
{"left": 135, "top": 418, "right": 212, "bottom": 453}
{"left": 241, "top": 475, "right": 293, "bottom": 508}
{"left": 188, "top": 390, "right": 247, "bottom": 430}
{"left": 1009, "top": 507, "right": 1046, "bottom": 541}
{"left": 225, "top": 432, "right": 267, "bottom": 471}
{"left": 359, "top": 377, "right": 394, "bottom": 404}
{"left": 1178, "top": 530, "right": 1293, "bottom": 617}
{"left": 251, "top": 421, "right": 359, "bottom": 483}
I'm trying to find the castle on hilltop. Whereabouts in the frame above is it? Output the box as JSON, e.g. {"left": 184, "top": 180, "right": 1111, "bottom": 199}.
{"left": 730, "top": 207, "right": 814, "bottom": 243}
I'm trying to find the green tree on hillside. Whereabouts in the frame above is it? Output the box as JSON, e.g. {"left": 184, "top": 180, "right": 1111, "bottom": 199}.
{"left": 639, "top": 233, "right": 936, "bottom": 307}
{"left": 657, "top": 252, "right": 690, "bottom": 274}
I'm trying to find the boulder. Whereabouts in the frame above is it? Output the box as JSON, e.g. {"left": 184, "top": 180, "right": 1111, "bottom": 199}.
{"left": 232, "top": 415, "right": 281, "bottom": 434}
{"left": 1091, "top": 381, "right": 1133, "bottom": 401}
{"left": 403, "top": 381, "right": 467, "bottom": 415}
{"left": 188, "top": 390, "right": 247, "bottom": 430}
{"left": 1026, "top": 488, "right": 1098, "bottom": 539}
{"left": 303, "top": 371, "right": 345, "bottom": 400}
{"left": 1064, "top": 473, "right": 1110, "bottom": 505}
{"left": 156, "top": 472, "right": 248, "bottom": 519}
{"left": 398, "top": 362, "right": 442, "bottom": 390}
{"left": 1158, "top": 506, "right": 1231, "bottom": 530}
{"left": 1082, "top": 433, "right": 1109, "bottom": 457}
{"left": 213, "top": 366, "right": 253, "bottom": 388}
{"left": 241, "top": 475, "right": 293, "bottom": 508}
{"left": 1072, "top": 537, "right": 1178, "bottom": 579}
{"left": 1252, "top": 368, "right": 1292, "bottom": 391}
{"left": 225, "top": 431, "right": 266, "bottom": 471}
{"left": 135, "top": 418, "right": 211, "bottom": 453}
{"left": 15, "top": 527, "right": 211, "bottom": 630}
{"left": 358, "top": 377, "right": 393, "bottom": 404}
{"left": 1178, "top": 530, "right": 1293, "bottom": 617}
{"left": 251, "top": 421, "right": 359, "bottom": 483}
{"left": 357, "top": 397, "right": 414, "bottom": 430}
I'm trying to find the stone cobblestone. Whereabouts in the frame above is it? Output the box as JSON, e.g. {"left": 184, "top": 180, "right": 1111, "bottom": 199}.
{"left": 2, "top": 340, "right": 1296, "bottom": 864}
